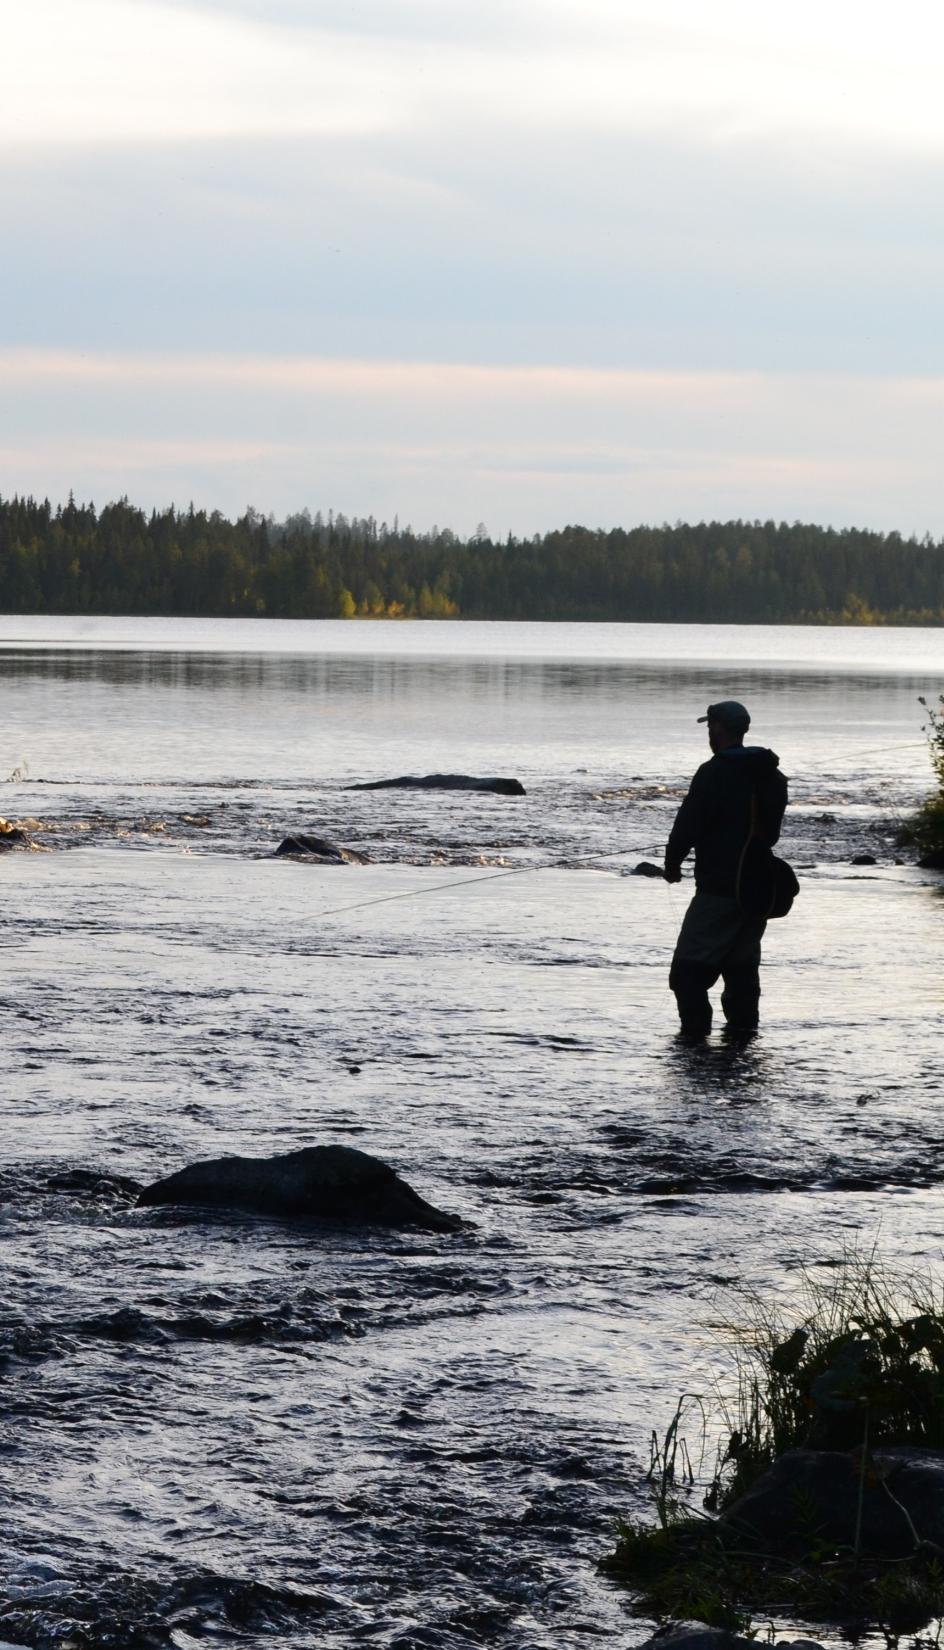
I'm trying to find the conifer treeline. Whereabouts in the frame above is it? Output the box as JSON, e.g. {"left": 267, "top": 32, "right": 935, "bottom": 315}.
{"left": 1, "top": 493, "right": 943, "bottom": 623}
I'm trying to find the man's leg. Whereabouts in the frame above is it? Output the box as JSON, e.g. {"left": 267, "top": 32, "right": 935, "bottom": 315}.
{"left": 720, "top": 919, "right": 766, "bottom": 1030}
{"left": 669, "top": 955, "right": 716, "bottom": 1038}
{"left": 669, "top": 893, "right": 739, "bottom": 1038}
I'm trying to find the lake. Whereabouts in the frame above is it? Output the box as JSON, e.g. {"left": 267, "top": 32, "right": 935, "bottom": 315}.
{"left": 0, "top": 618, "right": 942, "bottom": 1650}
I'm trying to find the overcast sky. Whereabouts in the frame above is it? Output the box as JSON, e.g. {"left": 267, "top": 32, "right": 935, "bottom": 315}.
{"left": 3, "top": 0, "right": 944, "bottom": 534}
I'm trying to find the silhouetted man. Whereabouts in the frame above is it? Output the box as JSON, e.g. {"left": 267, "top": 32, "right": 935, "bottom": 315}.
{"left": 664, "top": 701, "right": 788, "bottom": 1039}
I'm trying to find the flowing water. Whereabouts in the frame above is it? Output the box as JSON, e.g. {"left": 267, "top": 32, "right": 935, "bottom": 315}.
{"left": 0, "top": 618, "right": 942, "bottom": 1650}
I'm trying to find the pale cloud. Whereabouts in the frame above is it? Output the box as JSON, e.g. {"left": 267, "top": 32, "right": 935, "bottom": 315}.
{"left": 3, "top": 0, "right": 398, "bottom": 144}
{"left": 0, "top": 438, "right": 286, "bottom": 466}
{"left": 159, "top": 0, "right": 553, "bottom": 44}
{"left": 3, "top": 129, "right": 943, "bottom": 375}
{"left": 2, "top": 350, "right": 942, "bottom": 537}
{"left": 6, "top": 0, "right": 944, "bottom": 151}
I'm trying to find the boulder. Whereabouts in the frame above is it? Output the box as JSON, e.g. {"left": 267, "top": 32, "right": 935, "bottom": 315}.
{"left": 721, "top": 1446, "right": 944, "bottom": 1559}
{"left": 0, "top": 819, "right": 28, "bottom": 850}
{"left": 275, "top": 834, "right": 368, "bottom": 864}
{"left": 137, "top": 1144, "right": 461, "bottom": 1233}
{"left": 851, "top": 854, "right": 878, "bottom": 866}
{"left": 636, "top": 1631, "right": 824, "bottom": 1650}
{"left": 918, "top": 849, "right": 944, "bottom": 870}
{"left": 346, "top": 774, "right": 525, "bottom": 796}
{"left": 630, "top": 860, "right": 664, "bottom": 877}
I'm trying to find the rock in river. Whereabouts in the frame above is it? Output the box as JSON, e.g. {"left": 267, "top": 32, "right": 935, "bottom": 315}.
{"left": 275, "top": 834, "right": 369, "bottom": 863}
{"left": 0, "top": 818, "right": 28, "bottom": 850}
{"left": 137, "top": 1144, "right": 462, "bottom": 1232}
{"left": 637, "top": 1631, "right": 824, "bottom": 1650}
{"left": 345, "top": 773, "right": 525, "bottom": 796}
{"left": 721, "top": 1445, "right": 944, "bottom": 1559}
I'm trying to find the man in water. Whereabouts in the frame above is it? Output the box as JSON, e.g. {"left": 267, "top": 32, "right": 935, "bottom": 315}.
{"left": 663, "top": 701, "right": 788, "bottom": 1039}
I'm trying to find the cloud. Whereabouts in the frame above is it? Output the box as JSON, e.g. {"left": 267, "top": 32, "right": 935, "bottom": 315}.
{"left": 2, "top": 129, "right": 943, "bottom": 376}
{"left": 7, "top": 0, "right": 944, "bottom": 151}
{"left": 2, "top": 0, "right": 400, "bottom": 145}
{"left": 2, "top": 350, "right": 942, "bottom": 537}
{"left": 157, "top": 0, "right": 551, "bottom": 45}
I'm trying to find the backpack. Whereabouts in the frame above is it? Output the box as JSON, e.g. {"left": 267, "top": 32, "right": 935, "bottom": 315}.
{"left": 736, "top": 795, "right": 799, "bottom": 920}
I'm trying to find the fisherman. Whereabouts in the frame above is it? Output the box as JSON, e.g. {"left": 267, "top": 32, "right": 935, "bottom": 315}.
{"left": 663, "top": 700, "right": 788, "bottom": 1040}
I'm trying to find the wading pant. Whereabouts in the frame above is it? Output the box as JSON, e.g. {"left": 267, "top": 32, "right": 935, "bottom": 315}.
{"left": 669, "top": 892, "right": 767, "bottom": 1037}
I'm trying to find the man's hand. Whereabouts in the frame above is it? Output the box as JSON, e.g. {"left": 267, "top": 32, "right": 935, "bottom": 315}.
{"left": 663, "top": 865, "right": 682, "bottom": 883}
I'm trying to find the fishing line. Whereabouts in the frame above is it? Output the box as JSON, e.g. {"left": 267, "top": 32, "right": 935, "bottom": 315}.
{"left": 304, "top": 731, "right": 930, "bottom": 924}
{"left": 664, "top": 877, "right": 687, "bottom": 919}
{"left": 803, "top": 741, "right": 926, "bottom": 766}
{"left": 312, "top": 847, "right": 679, "bottom": 922}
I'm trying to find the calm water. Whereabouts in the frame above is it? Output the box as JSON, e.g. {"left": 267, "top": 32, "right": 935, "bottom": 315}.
{"left": 0, "top": 619, "right": 942, "bottom": 1650}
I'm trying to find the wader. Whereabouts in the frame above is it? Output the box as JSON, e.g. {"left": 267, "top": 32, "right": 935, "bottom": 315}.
{"left": 669, "top": 891, "right": 766, "bottom": 1038}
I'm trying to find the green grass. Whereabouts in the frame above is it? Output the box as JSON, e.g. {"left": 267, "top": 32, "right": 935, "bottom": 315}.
{"left": 902, "top": 695, "right": 944, "bottom": 862}
{"left": 906, "top": 795, "right": 944, "bottom": 862}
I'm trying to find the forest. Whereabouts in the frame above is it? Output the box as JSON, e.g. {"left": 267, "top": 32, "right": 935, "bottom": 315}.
{"left": 1, "top": 493, "right": 943, "bottom": 623}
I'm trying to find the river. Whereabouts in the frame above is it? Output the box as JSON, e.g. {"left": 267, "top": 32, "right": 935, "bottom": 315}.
{"left": 0, "top": 618, "right": 941, "bottom": 1650}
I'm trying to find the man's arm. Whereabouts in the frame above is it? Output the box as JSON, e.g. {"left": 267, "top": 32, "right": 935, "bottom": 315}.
{"left": 664, "top": 770, "right": 708, "bottom": 881}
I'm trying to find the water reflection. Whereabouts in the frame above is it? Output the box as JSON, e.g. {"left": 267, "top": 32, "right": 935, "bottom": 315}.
{"left": 0, "top": 642, "right": 933, "bottom": 711}
{"left": 668, "top": 1034, "right": 772, "bottom": 1105}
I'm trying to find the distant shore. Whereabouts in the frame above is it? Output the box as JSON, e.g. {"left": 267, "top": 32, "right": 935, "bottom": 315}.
{"left": 2, "top": 494, "right": 943, "bottom": 624}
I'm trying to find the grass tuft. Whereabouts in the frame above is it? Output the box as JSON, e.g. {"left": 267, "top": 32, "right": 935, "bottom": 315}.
{"left": 605, "top": 1253, "right": 944, "bottom": 1639}
{"left": 901, "top": 695, "right": 944, "bottom": 863}
{"left": 707, "top": 1253, "right": 944, "bottom": 1508}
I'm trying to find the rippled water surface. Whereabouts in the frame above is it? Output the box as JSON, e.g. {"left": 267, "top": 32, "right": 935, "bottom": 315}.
{"left": 0, "top": 619, "right": 942, "bottom": 1650}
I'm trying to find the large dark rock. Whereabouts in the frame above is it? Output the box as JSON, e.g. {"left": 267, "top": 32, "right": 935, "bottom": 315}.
{"left": 275, "top": 834, "right": 369, "bottom": 864}
{"left": 722, "top": 1446, "right": 944, "bottom": 1559}
{"left": 137, "top": 1144, "right": 461, "bottom": 1233}
{"left": 918, "top": 849, "right": 944, "bottom": 870}
{"left": 346, "top": 773, "right": 525, "bottom": 796}
{"left": 636, "top": 1631, "right": 824, "bottom": 1650}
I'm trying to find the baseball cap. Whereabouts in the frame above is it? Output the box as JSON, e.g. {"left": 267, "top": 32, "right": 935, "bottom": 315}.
{"left": 697, "top": 700, "right": 751, "bottom": 732}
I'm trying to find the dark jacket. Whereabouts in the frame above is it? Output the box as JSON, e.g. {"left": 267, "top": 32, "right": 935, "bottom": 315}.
{"left": 665, "top": 747, "right": 788, "bottom": 897}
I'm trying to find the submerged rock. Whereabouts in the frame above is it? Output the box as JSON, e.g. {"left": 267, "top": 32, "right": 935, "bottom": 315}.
{"left": 137, "top": 1144, "right": 462, "bottom": 1233}
{"left": 918, "top": 848, "right": 944, "bottom": 870}
{"left": 629, "top": 860, "right": 664, "bottom": 877}
{"left": 275, "top": 834, "right": 369, "bottom": 863}
{"left": 346, "top": 773, "right": 525, "bottom": 796}
{"left": 722, "top": 1445, "right": 944, "bottom": 1559}
{"left": 851, "top": 853, "right": 878, "bottom": 866}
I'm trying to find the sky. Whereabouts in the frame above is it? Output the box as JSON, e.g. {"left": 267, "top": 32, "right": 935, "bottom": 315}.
{"left": 3, "top": 0, "right": 944, "bottom": 536}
